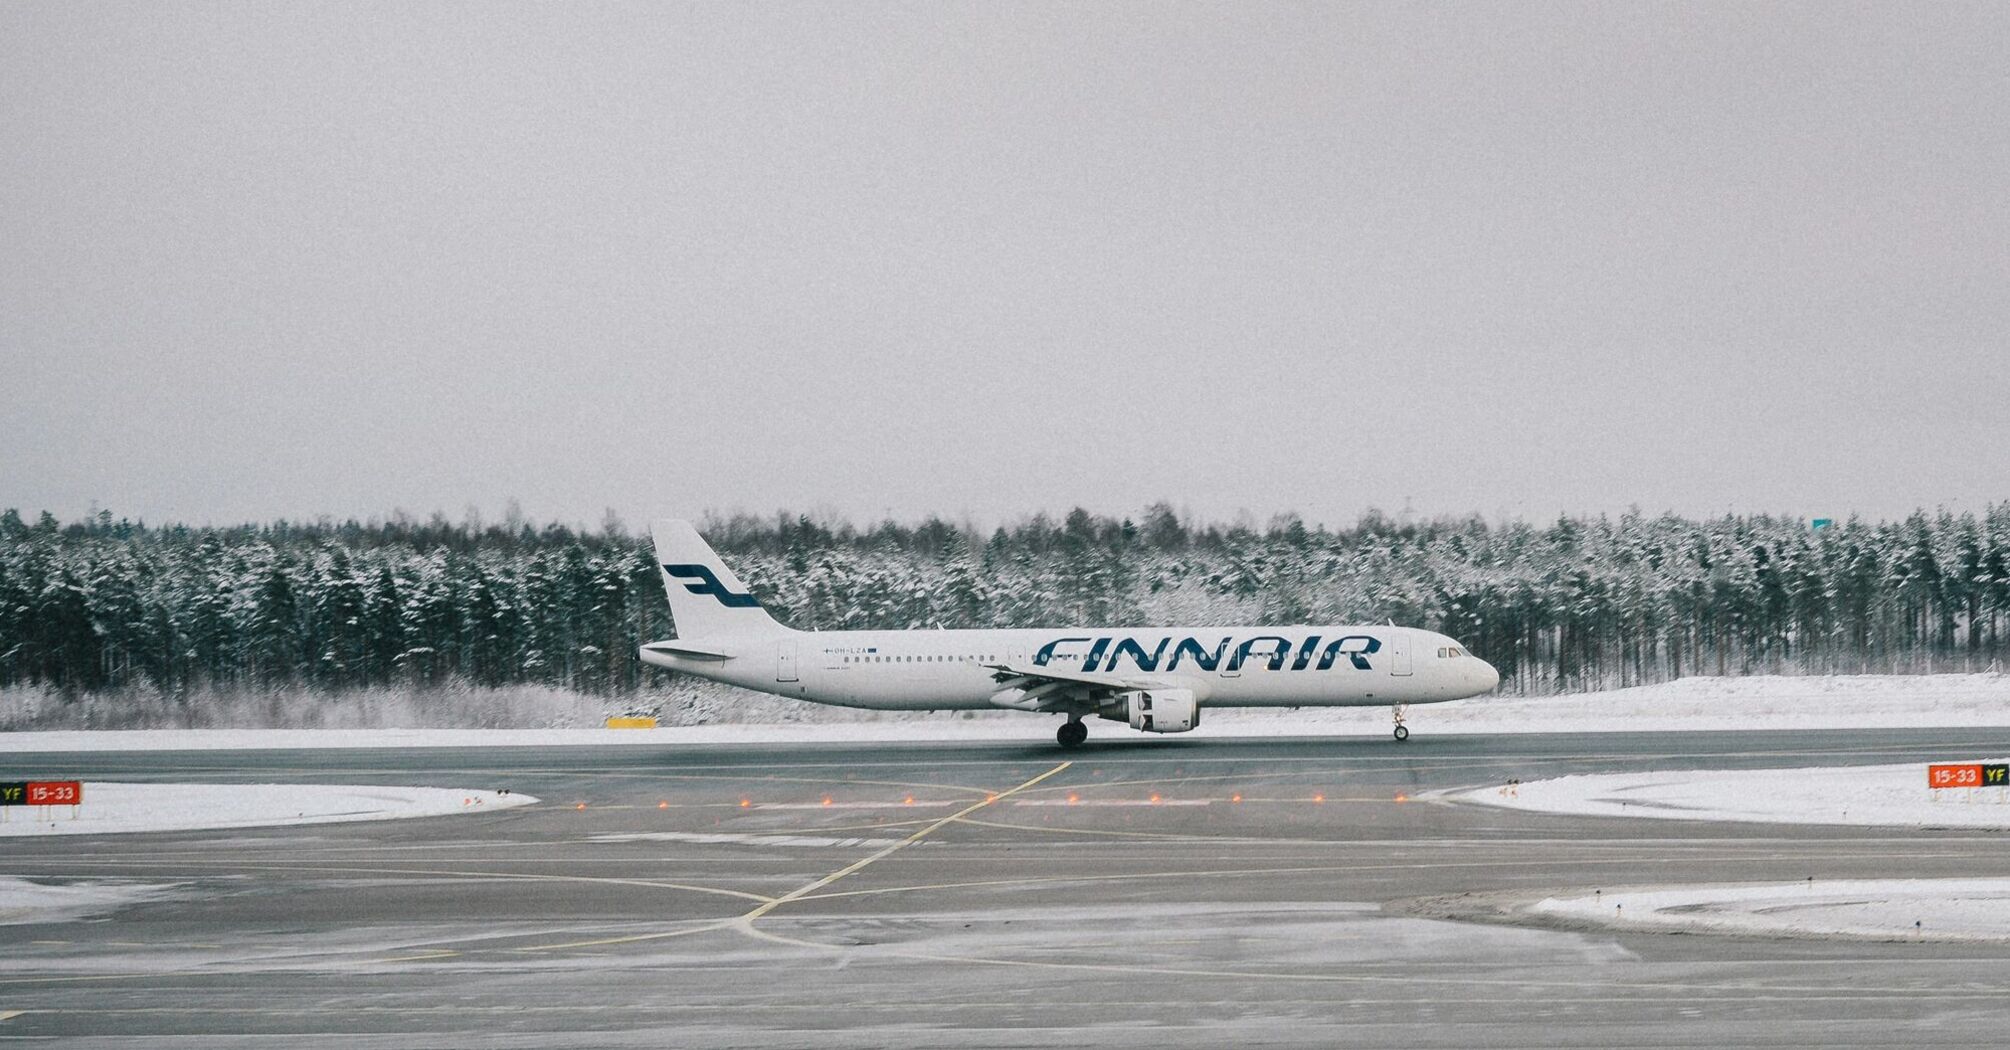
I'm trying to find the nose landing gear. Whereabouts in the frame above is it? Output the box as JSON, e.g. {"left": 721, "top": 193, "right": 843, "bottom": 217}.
{"left": 1057, "top": 717, "right": 1088, "bottom": 748}
{"left": 1392, "top": 703, "right": 1410, "bottom": 742}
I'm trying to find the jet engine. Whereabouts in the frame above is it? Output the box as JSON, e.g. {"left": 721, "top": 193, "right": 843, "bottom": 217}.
{"left": 1100, "top": 688, "right": 1199, "bottom": 733}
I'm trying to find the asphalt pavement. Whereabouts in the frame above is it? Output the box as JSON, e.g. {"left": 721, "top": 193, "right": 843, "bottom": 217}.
{"left": 6, "top": 727, "right": 2010, "bottom": 1048}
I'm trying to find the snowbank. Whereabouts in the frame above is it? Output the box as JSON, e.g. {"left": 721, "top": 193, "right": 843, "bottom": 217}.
{"left": 1532, "top": 879, "right": 2010, "bottom": 942}
{"left": 0, "top": 782, "right": 538, "bottom": 836}
{"left": 1436, "top": 672, "right": 2010, "bottom": 732}
{"left": 1454, "top": 762, "right": 2010, "bottom": 829}
{"left": 3, "top": 673, "right": 2008, "bottom": 752}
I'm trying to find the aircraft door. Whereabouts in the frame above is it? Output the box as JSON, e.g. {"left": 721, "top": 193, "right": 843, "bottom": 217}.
{"left": 776, "top": 638, "right": 799, "bottom": 682}
{"left": 1389, "top": 629, "right": 1413, "bottom": 676}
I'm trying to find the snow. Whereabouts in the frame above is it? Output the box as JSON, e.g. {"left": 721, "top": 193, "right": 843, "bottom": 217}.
{"left": 1428, "top": 672, "right": 2010, "bottom": 733}
{"left": 1452, "top": 751, "right": 2010, "bottom": 942}
{"left": 0, "top": 876, "right": 178, "bottom": 924}
{"left": 0, "top": 782, "right": 538, "bottom": 837}
{"left": 1, "top": 672, "right": 2008, "bottom": 752}
{"left": 1454, "top": 762, "right": 2010, "bottom": 829}
{"left": 1532, "top": 879, "right": 2010, "bottom": 942}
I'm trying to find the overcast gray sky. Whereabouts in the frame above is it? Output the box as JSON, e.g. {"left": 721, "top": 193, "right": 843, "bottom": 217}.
{"left": 4, "top": 2, "right": 2006, "bottom": 530}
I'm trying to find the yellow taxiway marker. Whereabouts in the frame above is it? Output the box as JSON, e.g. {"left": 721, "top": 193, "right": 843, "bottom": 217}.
{"left": 742, "top": 761, "right": 1073, "bottom": 922}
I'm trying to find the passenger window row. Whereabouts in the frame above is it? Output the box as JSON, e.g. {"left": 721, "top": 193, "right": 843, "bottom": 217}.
{"left": 841, "top": 655, "right": 997, "bottom": 664}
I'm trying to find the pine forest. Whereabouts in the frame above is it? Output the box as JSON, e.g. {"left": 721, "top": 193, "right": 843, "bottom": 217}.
{"left": 3, "top": 504, "right": 2008, "bottom": 707}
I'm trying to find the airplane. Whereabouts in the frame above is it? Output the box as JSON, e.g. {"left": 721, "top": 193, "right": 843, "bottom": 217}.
{"left": 637, "top": 519, "right": 1500, "bottom": 747}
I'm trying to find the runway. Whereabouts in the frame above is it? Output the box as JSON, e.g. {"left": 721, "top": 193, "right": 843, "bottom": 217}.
{"left": 7, "top": 728, "right": 2010, "bottom": 1048}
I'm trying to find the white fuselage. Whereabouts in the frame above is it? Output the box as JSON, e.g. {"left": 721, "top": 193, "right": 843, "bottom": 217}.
{"left": 641, "top": 624, "right": 1500, "bottom": 711}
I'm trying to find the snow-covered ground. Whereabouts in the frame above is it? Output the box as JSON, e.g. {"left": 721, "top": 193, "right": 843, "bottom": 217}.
{"left": 1440, "top": 671, "right": 2010, "bottom": 731}
{"left": 0, "top": 782, "right": 538, "bottom": 836}
{"left": 1532, "top": 879, "right": 2010, "bottom": 942}
{"left": 1, "top": 673, "right": 2007, "bottom": 751}
{"left": 0, "top": 876, "right": 178, "bottom": 924}
{"left": 1453, "top": 762, "right": 2010, "bottom": 829}
{"left": 1450, "top": 751, "right": 2010, "bottom": 942}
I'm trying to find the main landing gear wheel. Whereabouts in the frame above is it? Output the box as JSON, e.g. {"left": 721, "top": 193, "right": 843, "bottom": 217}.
{"left": 1057, "top": 719, "right": 1088, "bottom": 748}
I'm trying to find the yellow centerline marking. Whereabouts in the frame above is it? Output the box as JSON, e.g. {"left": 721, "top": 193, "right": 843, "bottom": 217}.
{"left": 514, "top": 920, "right": 737, "bottom": 953}
{"left": 741, "top": 761, "right": 1072, "bottom": 923}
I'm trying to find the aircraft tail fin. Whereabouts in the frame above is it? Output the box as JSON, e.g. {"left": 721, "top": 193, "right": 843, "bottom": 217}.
{"left": 650, "top": 519, "right": 787, "bottom": 640}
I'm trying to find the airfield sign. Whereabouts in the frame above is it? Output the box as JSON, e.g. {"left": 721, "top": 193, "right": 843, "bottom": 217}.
{"left": 2, "top": 781, "right": 85, "bottom": 805}
{"left": 0, "top": 780, "right": 84, "bottom": 820}
{"left": 1927, "top": 764, "right": 2009, "bottom": 788}
{"left": 25, "top": 781, "right": 82, "bottom": 805}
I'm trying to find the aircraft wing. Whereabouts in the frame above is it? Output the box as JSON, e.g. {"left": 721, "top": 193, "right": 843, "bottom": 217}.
{"left": 981, "top": 662, "right": 1166, "bottom": 713}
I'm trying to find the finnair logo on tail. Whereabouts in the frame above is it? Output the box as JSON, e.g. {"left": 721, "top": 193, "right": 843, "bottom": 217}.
{"left": 663, "top": 564, "right": 762, "bottom": 608}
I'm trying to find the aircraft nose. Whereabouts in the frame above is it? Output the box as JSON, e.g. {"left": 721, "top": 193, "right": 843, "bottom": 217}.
{"left": 1475, "top": 658, "right": 1501, "bottom": 694}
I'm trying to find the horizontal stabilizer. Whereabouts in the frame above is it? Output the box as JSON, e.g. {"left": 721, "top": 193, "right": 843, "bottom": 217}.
{"left": 642, "top": 640, "right": 734, "bottom": 662}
